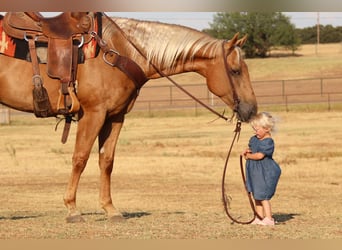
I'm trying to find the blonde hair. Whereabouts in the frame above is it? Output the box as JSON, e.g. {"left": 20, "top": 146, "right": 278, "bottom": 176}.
{"left": 250, "top": 112, "right": 276, "bottom": 133}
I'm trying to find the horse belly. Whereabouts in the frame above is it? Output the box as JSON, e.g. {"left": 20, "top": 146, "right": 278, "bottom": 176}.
{"left": 0, "top": 56, "right": 60, "bottom": 113}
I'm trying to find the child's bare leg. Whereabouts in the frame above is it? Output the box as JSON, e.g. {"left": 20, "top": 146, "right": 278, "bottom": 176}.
{"left": 255, "top": 200, "right": 264, "bottom": 218}
{"left": 261, "top": 200, "right": 272, "bottom": 219}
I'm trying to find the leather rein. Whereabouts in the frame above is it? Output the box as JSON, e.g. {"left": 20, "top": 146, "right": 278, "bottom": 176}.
{"left": 98, "top": 13, "right": 257, "bottom": 224}
{"left": 221, "top": 122, "right": 262, "bottom": 224}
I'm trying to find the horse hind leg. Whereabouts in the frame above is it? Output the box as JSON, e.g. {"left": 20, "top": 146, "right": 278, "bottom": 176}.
{"left": 98, "top": 115, "right": 125, "bottom": 222}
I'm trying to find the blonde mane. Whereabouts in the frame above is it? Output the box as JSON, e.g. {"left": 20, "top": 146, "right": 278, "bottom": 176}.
{"left": 103, "top": 17, "right": 223, "bottom": 71}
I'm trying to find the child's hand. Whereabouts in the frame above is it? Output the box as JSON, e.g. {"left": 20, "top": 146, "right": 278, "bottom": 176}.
{"left": 241, "top": 148, "right": 252, "bottom": 156}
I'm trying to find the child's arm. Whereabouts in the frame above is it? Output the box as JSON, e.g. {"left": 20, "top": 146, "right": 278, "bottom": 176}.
{"left": 245, "top": 152, "right": 265, "bottom": 160}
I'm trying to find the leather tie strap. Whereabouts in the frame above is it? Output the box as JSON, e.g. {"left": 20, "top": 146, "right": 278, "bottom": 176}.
{"left": 27, "top": 37, "right": 53, "bottom": 117}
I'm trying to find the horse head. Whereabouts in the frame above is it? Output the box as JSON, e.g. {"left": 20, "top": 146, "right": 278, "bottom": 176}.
{"left": 204, "top": 33, "right": 257, "bottom": 122}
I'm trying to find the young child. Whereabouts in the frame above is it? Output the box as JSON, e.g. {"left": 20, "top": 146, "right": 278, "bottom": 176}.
{"left": 242, "top": 112, "right": 281, "bottom": 226}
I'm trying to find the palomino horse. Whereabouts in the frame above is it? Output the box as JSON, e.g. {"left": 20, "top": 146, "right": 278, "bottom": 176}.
{"left": 0, "top": 13, "right": 257, "bottom": 222}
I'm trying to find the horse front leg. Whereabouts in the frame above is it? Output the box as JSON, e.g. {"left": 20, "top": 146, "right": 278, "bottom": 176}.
{"left": 64, "top": 111, "right": 106, "bottom": 223}
{"left": 98, "top": 114, "right": 125, "bottom": 222}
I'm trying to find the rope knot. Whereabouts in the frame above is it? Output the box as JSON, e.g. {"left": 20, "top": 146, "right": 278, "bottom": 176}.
{"left": 234, "top": 121, "right": 242, "bottom": 133}
{"left": 234, "top": 121, "right": 242, "bottom": 142}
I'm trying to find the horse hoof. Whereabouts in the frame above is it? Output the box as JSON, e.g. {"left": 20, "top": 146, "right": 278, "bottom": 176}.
{"left": 108, "top": 214, "right": 126, "bottom": 223}
{"left": 66, "top": 214, "right": 85, "bottom": 223}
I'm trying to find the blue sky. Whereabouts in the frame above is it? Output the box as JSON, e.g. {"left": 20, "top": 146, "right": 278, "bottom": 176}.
{"left": 106, "top": 12, "right": 342, "bottom": 30}
{"left": 1, "top": 12, "right": 342, "bottom": 30}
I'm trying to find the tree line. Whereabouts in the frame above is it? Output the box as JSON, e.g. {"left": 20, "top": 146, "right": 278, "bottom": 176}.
{"left": 203, "top": 12, "right": 342, "bottom": 58}
{"left": 299, "top": 25, "right": 342, "bottom": 44}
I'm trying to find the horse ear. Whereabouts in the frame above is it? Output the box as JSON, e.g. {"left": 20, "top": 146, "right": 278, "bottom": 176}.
{"left": 236, "top": 34, "right": 248, "bottom": 47}
{"left": 225, "top": 32, "right": 240, "bottom": 50}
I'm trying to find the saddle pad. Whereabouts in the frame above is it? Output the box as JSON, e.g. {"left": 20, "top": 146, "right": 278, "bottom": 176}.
{"left": 0, "top": 14, "right": 101, "bottom": 62}
{"left": 0, "top": 17, "right": 16, "bottom": 57}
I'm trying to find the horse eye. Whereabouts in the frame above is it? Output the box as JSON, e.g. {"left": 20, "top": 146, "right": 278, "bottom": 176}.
{"left": 231, "top": 69, "right": 240, "bottom": 75}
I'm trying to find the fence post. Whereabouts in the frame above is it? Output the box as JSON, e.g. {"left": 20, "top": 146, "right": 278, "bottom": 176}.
{"left": 169, "top": 86, "right": 173, "bottom": 105}
{"left": 148, "top": 101, "right": 152, "bottom": 117}
{"left": 285, "top": 96, "right": 289, "bottom": 112}
{"left": 195, "top": 101, "right": 198, "bottom": 117}
{"left": 321, "top": 78, "right": 323, "bottom": 96}
{"left": 0, "top": 107, "right": 10, "bottom": 124}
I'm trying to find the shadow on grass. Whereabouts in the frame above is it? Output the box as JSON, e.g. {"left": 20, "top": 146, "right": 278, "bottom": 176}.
{"left": 123, "top": 211, "right": 152, "bottom": 219}
{"left": 273, "top": 213, "right": 299, "bottom": 223}
{"left": 0, "top": 214, "right": 43, "bottom": 220}
{"left": 81, "top": 211, "right": 152, "bottom": 221}
{"left": 81, "top": 211, "right": 152, "bottom": 219}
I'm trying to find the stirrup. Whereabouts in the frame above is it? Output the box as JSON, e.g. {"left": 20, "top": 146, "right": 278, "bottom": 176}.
{"left": 57, "top": 86, "right": 80, "bottom": 114}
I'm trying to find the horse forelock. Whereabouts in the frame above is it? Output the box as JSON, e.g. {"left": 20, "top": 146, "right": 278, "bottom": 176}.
{"left": 105, "top": 17, "right": 222, "bottom": 71}
{"left": 231, "top": 46, "right": 242, "bottom": 69}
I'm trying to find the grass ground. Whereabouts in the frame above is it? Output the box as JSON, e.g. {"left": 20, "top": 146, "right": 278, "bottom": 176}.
{"left": 0, "top": 109, "right": 341, "bottom": 239}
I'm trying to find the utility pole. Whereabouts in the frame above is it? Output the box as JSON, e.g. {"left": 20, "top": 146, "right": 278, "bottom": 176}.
{"left": 316, "top": 12, "right": 320, "bottom": 55}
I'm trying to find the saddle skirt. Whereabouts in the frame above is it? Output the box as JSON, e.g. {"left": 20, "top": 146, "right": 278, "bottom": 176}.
{"left": 0, "top": 12, "right": 100, "bottom": 64}
{"left": 0, "top": 12, "right": 102, "bottom": 121}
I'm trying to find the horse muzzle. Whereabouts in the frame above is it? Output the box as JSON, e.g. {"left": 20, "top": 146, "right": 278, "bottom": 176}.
{"left": 235, "top": 101, "right": 257, "bottom": 122}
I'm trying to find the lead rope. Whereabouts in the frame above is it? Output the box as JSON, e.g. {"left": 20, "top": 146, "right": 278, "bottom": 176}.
{"left": 221, "top": 121, "right": 261, "bottom": 224}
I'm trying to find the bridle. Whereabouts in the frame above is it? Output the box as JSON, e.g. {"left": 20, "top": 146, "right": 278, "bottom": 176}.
{"left": 220, "top": 43, "right": 259, "bottom": 224}
{"left": 222, "top": 42, "right": 241, "bottom": 115}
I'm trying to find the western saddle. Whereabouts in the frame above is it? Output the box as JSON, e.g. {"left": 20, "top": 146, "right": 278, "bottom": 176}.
{"left": 2, "top": 12, "right": 149, "bottom": 143}
{"left": 2, "top": 12, "right": 95, "bottom": 118}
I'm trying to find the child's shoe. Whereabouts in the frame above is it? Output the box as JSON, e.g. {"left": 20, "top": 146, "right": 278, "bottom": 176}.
{"left": 258, "top": 217, "right": 275, "bottom": 226}
{"left": 251, "top": 217, "right": 262, "bottom": 225}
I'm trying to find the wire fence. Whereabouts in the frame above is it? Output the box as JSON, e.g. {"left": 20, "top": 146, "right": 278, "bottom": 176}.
{"left": 132, "top": 76, "right": 342, "bottom": 114}
{"left": 1, "top": 76, "right": 342, "bottom": 124}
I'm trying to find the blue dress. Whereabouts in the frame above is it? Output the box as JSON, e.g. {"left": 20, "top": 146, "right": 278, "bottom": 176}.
{"left": 246, "top": 136, "right": 281, "bottom": 200}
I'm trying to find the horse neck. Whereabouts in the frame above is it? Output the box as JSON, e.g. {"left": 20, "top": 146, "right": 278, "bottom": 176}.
{"left": 103, "top": 17, "right": 222, "bottom": 79}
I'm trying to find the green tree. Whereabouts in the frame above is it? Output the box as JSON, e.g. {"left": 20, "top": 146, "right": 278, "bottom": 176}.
{"left": 298, "top": 26, "right": 318, "bottom": 44}
{"left": 297, "top": 25, "right": 342, "bottom": 44}
{"left": 204, "top": 12, "right": 300, "bottom": 58}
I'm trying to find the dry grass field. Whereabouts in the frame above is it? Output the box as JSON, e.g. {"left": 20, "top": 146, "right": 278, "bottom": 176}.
{"left": 0, "top": 110, "right": 341, "bottom": 239}
{"left": 0, "top": 44, "right": 342, "bottom": 240}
